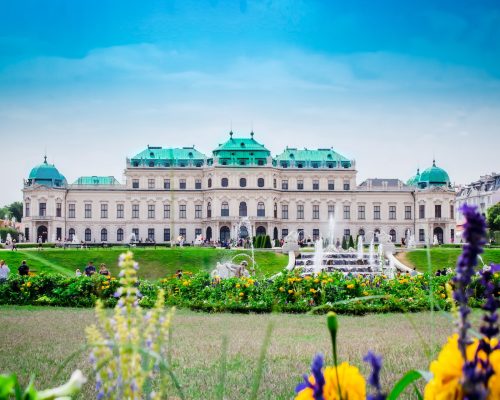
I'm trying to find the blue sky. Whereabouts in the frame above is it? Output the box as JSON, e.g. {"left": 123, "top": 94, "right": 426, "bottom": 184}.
{"left": 1, "top": 0, "right": 499, "bottom": 204}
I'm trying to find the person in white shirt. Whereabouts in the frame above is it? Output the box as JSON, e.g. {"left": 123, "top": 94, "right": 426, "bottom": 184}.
{"left": 0, "top": 260, "right": 10, "bottom": 283}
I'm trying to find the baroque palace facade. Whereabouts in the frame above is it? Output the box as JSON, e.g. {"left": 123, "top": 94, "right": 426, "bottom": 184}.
{"left": 22, "top": 132, "right": 456, "bottom": 245}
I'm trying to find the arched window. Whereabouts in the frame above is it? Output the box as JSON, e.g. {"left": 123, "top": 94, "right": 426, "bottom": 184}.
{"left": 221, "top": 178, "right": 228, "bottom": 187}
{"left": 85, "top": 228, "right": 91, "bottom": 242}
{"left": 207, "top": 202, "right": 212, "bottom": 218}
{"left": 358, "top": 229, "right": 365, "bottom": 241}
{"left": 274, "top": 203, "right": 278, "bottom": 218}
{"left": 240, "top": 178, "right": 247, "bottom": 188}
{"left": 389, "top": 229, "right": 396, "bottom": 243}
{"left": 101, "top": 228, "right": 108, "bottom": 242}
{"left": 374, "top": 229, "right": 380, "bottom": 243}
{"left": 298, "top": 229, "right": 305, "bottom": 241}
{"left": 239, "top": 201, "right": 247, "bottom": 217}
{"left": 68, "top": 228, "right": 75, "bottom": 241}
{"left": 221, "top": 201, "right": 229, "bottom": 217}
{"left": 208, "top": 178, "right": 212, "bottom": 188}
{"left": 117, "top": 228, "right": 124, "bottom": 242}
{"left": 257, "top": 202, "right": 265, "bottom": 217}
{"left": 257, "top": 178, "right": 265, "bottom": 187}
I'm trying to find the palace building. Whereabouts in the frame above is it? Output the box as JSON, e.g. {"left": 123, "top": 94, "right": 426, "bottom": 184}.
{"left": 21, "top": 132, "right": 456, "bottom": 245}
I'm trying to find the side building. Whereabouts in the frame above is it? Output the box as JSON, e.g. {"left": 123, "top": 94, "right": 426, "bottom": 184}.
{"left": 22, "top": 132, "right": 456, "bottom": 245}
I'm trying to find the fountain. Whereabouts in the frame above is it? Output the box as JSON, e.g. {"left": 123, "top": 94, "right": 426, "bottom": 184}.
{"left": 51, "top": 232, "right": 57, "bottom": 243}
{"left": 194, "top": 234, "right": 204, "bottom": 246}
{"left": 357, "top": 235, "right": 364, "bottom": 260}
{"left": 6, "top": 233, "right": 12, "bottom": 245}
{"left": 328, "top": 213, "right": 335, "bottom": 249}
{"left": 237, "top": 217, "right": 256, "bottom": 272}
{"left": 368, "top": 239, "right": 375, "bottom": 266}
{"left": 71, "top": 234, "right": 79, "bottom": 244}
{"left": 129, "top": 233, "right": 136, "bottom": 243}
{"left": 312, "top": 238, "right": 324, "bottom": 274}
{"left": 433, "top": 234, "right": 439, "bottom": 246}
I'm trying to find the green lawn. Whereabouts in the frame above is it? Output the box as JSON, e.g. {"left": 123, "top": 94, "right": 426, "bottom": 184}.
{"left": 405, "top": 247, "right": 500, "bottom": 273}
{"left": 0, "top": 306, "right": 461, "bottom": 399}
{"left": 0, "top": 247, "right": 288, "bottom": 280}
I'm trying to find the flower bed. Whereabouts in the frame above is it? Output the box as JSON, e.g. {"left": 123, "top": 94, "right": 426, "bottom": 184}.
{"left": 0, "top": 269, "right": 497, "bottom": 314}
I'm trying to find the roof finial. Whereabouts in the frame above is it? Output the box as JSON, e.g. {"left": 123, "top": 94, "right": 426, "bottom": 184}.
{"left": 433, "top": 158, "right": 436, "bottom": 167}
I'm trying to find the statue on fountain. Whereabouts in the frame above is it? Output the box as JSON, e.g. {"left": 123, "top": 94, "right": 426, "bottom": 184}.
{"left": 211, "top": 260, "right": 250, "bottom": 279}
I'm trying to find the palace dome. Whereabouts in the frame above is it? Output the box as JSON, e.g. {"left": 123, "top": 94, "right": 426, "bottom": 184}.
{"left": 418, "top": 160, "right": 450, "bottom": 188}
{"left": 406, "top": 168, "right": 420, "bottom": 186}
{"left": 27, "top": 157, "right": 67, "bottom": 187}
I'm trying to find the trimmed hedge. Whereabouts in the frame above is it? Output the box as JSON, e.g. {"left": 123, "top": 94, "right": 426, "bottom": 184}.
{"left": 1, "top": 270, "right": 497, "bottom": 314}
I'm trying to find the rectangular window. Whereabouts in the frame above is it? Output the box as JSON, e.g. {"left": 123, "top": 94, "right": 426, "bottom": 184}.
{"left": 117, "top": 229, "right": 124, "bottom": 242}
{"left": 389, "top": 206, "right": 396, "bottom": 220}
{"left": 68, "top": 204, "right": 75, "bottom": 218}
{"left": 419, "top": 204, "right": 425, "bottom": 219}
{"left": 84, "top": 204, "right": 91, "bottom": 219}
{"left": 313, "top": 205, "right": 320, "bottom": 219}
{"left": 55, "top": 203, "right": 62, "bottom": 217}
{"left": 148, "top": 204, "right": 155, "bottom": 219}
{"left": 132, "top": 179, "right": 139, "bottom": 189}
{"left": 163, "top": 228, "right": 170, "bottom": 242}
{"left": 195, "top": 179, "right": 202, "bottom": 190}
{"left": 297, "top": 204, "right": 304, "bottom": 219}
{"left": 179, "top": 179, "right": 186, "bottom": 190}
{"left": 451, "top": 228, "right": 455, "bottom": 242}
{"left": 405, "top": 206, "right": 412, "bottom": 220}
{"left": 39, "top": 202, "right": 46, "bottom": 216}
{"left": 450, "top": 205, "right": 454, "bottom": 219}
{"left": 179, "top": 204, "right": 186, "bottom": 219}
{"left": 343, "top": 180, "right": 350, "bottom": 190}
{"left": 435, "top": 204, "right": 442, "bottom": 218}
{"left": 273, "top": 179, "right": 277, "bottom": 189}
{"left": 374, "top": 205, "right": 381, "bottom": 220}
{"left": 179, "top": 228, "right": 186, "bottom": 239}
{"left": 282, "top": 180, "right": 288, "bottom": 190}
{"left": 132, "top": 204, "right": 139, "bottom": 219}
{"left": 313, "top": 180, "right": 319, "bottom": 190}
{"left": 195, "top": 228, "right": 202, "bottom": 238}
{"left": 343, "top": 205, "right": 350, "bottom": 220}
{"left": 148, "top": 228, "right": 155, "bottom": 242}
{"left": 117, "top": 204, "right": 124, "bottom": 219}
{"left": 25, "top": 203, "right": 30, "bottom": 217}
{"left": 313, "top": 229, "right": 320, "bottom": 241}
{"left": 56, "top": 227, "right": 62, "bottom": 241}
{"left": 282, "top": 229, "right": 288, "bottom": 238}
{"left": 164, "top": 204, "right": 170, "bottom": 219}
{"left": 419, "top": 229, "right": 425, "bottom": 242}
{"left": 297, "top": 180, "right": 304, "bottom": 190}
{"left": 148, "top": 179, "right": 155, "bottom": 189}
{"left": 358, "top": 205, "right": 365, "bottom": 220}
{"left": 132, "top": 228, "right": 139, "bottom": 240}
{"left": 101, "top": 204, "right": 108, "bottom": 219}
{"left": 164, "top": 179, "right": 170, "bottom": 189}
{"left": 328, "top": 180, "right": 335, "bottom": 190}
{"left": 281, "top": 204, "right": 289, "bottom": 219}
{"left": 328, "top": 205, "right": 335, "bottom": 218}
{"left": 195, "top": 204, "right": 202, "bottom": 219}
{"left": 25, "top": 227, "right": 29, "bottom": 241}
{"left": 344, "top": 229, "right": 351, "bottom": 240}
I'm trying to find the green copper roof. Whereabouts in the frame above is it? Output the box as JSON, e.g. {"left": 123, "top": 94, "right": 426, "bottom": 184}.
{"left": 406, "top": 169, "right": 420, "bottom": 186}
{"left": 212, "top": 132, "right": 271, "bottom": 166}
{"left": 418, "top": 161, "right": 450, "bottom": 188}
{"left": 274, "top": 147, "right": 352, "bottom": 168}
{"left": 73, "top": 176, "right": 120, "bottom": 185}
{"left": 130, "top": 146, "right": 206, "bottom": 167}
{"left": 27, "top": 157, "right": 67, "bottom": 187}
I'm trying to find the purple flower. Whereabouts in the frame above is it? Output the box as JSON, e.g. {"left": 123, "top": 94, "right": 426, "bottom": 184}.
{"left": 364, "top": 351, "right": 386, "bottom": 400}
{"left": 295, "top": 354, "right": 325, "bottom": 400}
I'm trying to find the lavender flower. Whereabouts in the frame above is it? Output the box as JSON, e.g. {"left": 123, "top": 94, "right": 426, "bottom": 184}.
{"left": 295, "top": 354, "right": 325, "bottom": 400}
{"left": 363, "top": 351, "right": 386, "bottom": 400}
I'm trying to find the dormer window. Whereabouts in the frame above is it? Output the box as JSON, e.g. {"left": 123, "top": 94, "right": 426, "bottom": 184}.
{"left": 133, "top": 162, "right": 139, "bottom": 167}
{"left": 150, "top": 152, "right": 154, "bottom": 157}
{"left": 240, "top": 143, "right": 245, "bottom": 147}
{"left": 149, "top": 161, "right": 155, "bottom": 167}
{"left": 297, "top": 163, "right": 303, "bottom": 168}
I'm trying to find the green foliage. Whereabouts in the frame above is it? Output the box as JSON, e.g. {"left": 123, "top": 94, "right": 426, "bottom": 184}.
{"left": 348, "top": 235, "right": 355, "bottom": 249}
{"left": 0, "top": 227, "right": 19, "bottom": 242}
{"left": 486, "top": 202, "right": 500, "bottom": 232}
{"left": 341, "top": 236, "right": 347, "bottom": 250}
{"left": 0, "top": 201, "right": 23, "bottom": 222}
{"left": 274, "top": 239, "right": 280, "bottom": 247}
{"left": 1, "top": 270, "right": 495, "bottom": 314}
{"left": 263, "top": 235, "right": 272, "bottom": 249}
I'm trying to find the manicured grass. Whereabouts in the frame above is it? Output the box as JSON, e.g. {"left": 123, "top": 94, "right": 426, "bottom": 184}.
{"left": 0, "top": 306, "right": 462, "bottom": 399}
{"left": 404, "top": 247, "right": 500, "bottom": 273}
{"left": 0, "top": 247, "right": 288, "bottom": 280}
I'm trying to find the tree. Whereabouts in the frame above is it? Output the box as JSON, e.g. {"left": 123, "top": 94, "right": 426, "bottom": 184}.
{"left": 348, "top": 235, "right": 355, "bottom": 249}
{"left": 263, "top": 235, "right": 272, "bottom": 248}
{"left": 486, "top": 202, "right": 500, "bottom": 232}
{"left": 8, "top": 202, "right": 23, "bottom": 221}
{"left": 341, "top": 236, "right": 348, "bottom": 250}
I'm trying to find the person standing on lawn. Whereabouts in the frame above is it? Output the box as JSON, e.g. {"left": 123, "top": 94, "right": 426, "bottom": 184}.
{"left": 0, "top": 260, "right": 10, "bottom": 283}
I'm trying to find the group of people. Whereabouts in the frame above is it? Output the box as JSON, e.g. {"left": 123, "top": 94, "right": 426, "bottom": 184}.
{"left": 0, "top": 259, "right": 30, "bottom": 282}
{"left": 75, "top": 261, "right": 110, "bottom": 277}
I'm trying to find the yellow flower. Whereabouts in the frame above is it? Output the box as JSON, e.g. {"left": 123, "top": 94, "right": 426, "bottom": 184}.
{"left": 424, "top": 334, "right": 500, "bottom": 399}
{"left": 296, "top": 362, "right": 366, "bottom": 400}
{"left": 322, "top": 280, "right": 327, "bottom": 285}
{"left": 26, "top": 282, "right": 32, "bottom": 287}
{"left": 361, "top": 283, "right": 366, "bottom": 287}
{"left": 347, "top": 284, "right": 355, "bottom": 290}
{"left": 440, "top": 293, "right": 446, "bottom": 299}
{"left": 279, "top": 287, "right": 285, "bottom": 292}
{"left": 363, "top": 291, "right": 369, "bottom": 296}
{"left": 239, "top": 292, "right": 244, "bottom": 297}
{"left": 288, "top": 289, "right": 294, "bottom": 294}
{"left": 236, "top": 283, "right": 241, "bottom": 288}
{"left": 310, "top": 288, "right": 316, "bottom": 293}
{"left": 314, "top": 278, "right": 320, "bottom": 283}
